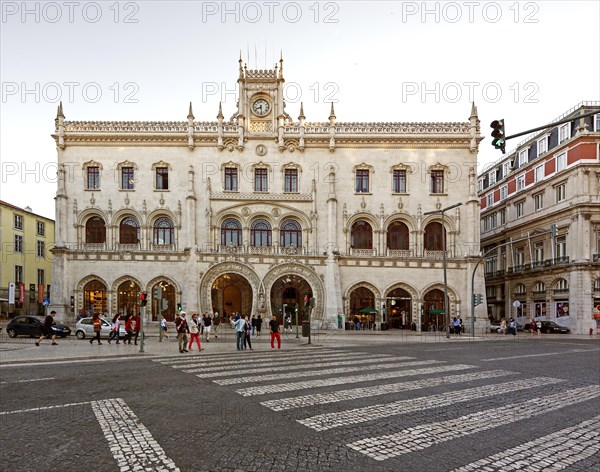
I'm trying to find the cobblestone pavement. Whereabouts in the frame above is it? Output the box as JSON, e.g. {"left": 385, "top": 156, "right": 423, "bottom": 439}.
{"left": 0, "top": 338, "right": 599, "bottom": 471}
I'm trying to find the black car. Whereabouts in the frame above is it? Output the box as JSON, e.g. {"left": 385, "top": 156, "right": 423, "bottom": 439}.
{"left": 539, "top": 321, "right": 570, "bottom": 334}
{"left": 6, "top": 316, "right": 71, "bottom": 338}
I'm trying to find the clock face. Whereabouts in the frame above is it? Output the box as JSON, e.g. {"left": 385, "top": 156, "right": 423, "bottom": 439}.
{"left": 252, "top": 98, "right": 270, "bottom": 116}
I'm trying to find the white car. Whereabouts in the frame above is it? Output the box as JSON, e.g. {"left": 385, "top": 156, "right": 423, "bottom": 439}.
{"left": 75, "top": 317, "right": 127, "bottom": 340}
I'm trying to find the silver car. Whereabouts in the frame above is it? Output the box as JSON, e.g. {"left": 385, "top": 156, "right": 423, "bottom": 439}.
{"left": 75, "top": 317, "right": 127, "bottom": 340}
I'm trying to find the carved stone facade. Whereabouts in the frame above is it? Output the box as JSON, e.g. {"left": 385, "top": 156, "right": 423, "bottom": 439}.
{"left": 50, "top": 57, "right": 487, "bottom": 332}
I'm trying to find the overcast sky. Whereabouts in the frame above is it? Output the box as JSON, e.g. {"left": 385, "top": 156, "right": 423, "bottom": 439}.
{"left": 1, "top": 0, "right": 599, "bottom": 219}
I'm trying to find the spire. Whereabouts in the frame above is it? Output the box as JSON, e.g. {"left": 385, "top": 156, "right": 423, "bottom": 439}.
{"left": 470, "top": 101, "right": 478, "bottom": 119}
{"left": 279, "top": 50, "right": 284, "bottom": 79}
{"left": 298, "top": 102, "right": 305, "bottom": 120}
{"left": 56, "top": 101, "right": 64, "bottom": 119}
{"left": 217, "top": 102, "right": 224, "bottom": 120}
{"left": 187, "top": 102, "right": 194, "bottom": 120}
{"left": 329, "top": 102, "right": 336, "bottom": 121}
{"left": 238, "top": 51, "right": 244, "bottom": 79}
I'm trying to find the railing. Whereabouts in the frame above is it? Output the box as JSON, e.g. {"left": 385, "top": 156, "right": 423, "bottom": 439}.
{"left": 349, "top": 248, "right": 377, "bottom": 257}
{"left": 150, "top": 244, "right": 176, "bottom": 252}
{"left": 80, "top": 243, "right": 106, "bottom": 251}
{"left": 553, "top": 288, "right": 569, "bottom": 294}
{"left": 532, "top": 291, "right": 546, "bottom": 297}
{"left": 117, "top": 244, "right": 140, "bottom": 251}
{"left": 554, "top": 256, "right": 570, "bottom": 265}
{"left": 514, "top": 292, "right": 527, "bottom": 298}
{"left": 387, "top": 249, "right": 414, "bottom": 258}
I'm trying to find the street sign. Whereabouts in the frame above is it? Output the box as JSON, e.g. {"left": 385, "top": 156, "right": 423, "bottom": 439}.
{"left": 42, "top": 298, "right": 50, "bottom": 306}
{"left": 513, "top": 300, "right": 521, "bottom": 308}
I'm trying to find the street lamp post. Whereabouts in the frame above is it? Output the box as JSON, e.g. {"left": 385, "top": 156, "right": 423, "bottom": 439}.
{"left": 424, "top": 202, "right": 463, "bottom": 339}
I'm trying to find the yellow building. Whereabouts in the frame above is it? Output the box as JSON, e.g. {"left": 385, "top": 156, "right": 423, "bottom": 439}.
{"left": 0, "top": 201, "right": 54, "bottom": 317}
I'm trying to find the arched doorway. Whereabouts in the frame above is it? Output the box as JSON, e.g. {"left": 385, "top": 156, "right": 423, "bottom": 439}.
{"left": 349, "top": 286, "right": 376, "bottom": 329}
{"left": 83, "top": 280, "right": 107, "bottom": 317}
{"left": 211, "top": 273, "right": 253, "bottom": 322}
{"left": 117, "top": 280, "right": 140, "bottom": 317}
{"left": 386, "top": 288, "right": 412, "bottom": 329}
{"left": 151, "top": 282, "right": 176, "bottom": 321}
{"left": 270, "top": 275, "right": 312, "bottom": 326}
{"left": 423, "top": 289, "right": 445, "bottom": 331}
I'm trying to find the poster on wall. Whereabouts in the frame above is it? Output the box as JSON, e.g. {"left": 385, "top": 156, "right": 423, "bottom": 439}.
{"left": 534, "top": 302, "right": 547, "bottom": 318}
{"left": 555, "top": 301, "right": 570, "bottom": 318}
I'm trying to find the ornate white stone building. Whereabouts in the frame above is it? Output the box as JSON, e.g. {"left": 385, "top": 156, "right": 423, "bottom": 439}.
{"left": 50, "top": 56, "right": 487, "bottom": 332}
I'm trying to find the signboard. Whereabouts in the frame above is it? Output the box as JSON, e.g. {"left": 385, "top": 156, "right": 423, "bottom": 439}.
{"left": 8, "top": 282, "right": 15, "bottom": 304}
{"left": 513, "top": 300, "right": 521, "bottom": 308}
{"left": 18, "top": 282, "right": 25, "bottom": 303}
{"left": 42, "top": 299, "right": 50, "bottom": 306}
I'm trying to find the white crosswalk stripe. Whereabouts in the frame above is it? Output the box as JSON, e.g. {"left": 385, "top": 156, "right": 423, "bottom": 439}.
{"left": 194, "top": 355, "right": 400, "bottom": 378}
{"left": 346, "top": 385, "right": 600, "bottom": 461}
{"left": 298, "top": 377, "right": 563, "bottom": 431}
{"left": 235, "top": 363, "right": 476, "bottom": 396}
{"left": 215, "top": 359, "right": 437, "bottom": 386}
{"left": 152, "top": 348, "right": 338, "bottom": 365}
{"left": 450, "top": 416, "right": 600, "bottom": 471}
{"left": 260, "top": 369, "right": 515, "bottom": 411}
{"left": 181, "top": 352, "right": 381, "bottom": 373}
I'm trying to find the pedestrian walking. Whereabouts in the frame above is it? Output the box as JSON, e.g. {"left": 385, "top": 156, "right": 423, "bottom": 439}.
{"left": 244, "top": 315, "right": 253, "bottom": 350}
{"left": 234, "top": 314, "right": 246, "bottom": 351}
{"left": 256, "top": 314, "right": 263, "bottom": 337}
{"left": 529, "top": 318, "right": 536, "bottom": 335}
{"left": 500, "top": 317, "right": 507, "bottom": 335}
{"left": 203, "top": 313, "right": 212, "bottom": 342}
{"left": 108, "top": 313, "right": 121, "bottom": 344}
{"left": 188, "top": 314, "right": 202, "bottom": 352}
{"left": 269, "top": 315, "right": 281, "bottom": 350}
{"left": 251, "top": 315, "right": 256, "bottom": 336}
{"left": 160, "top": 314, "right": 169, "bottom": 340}
{"left": 337, "top": 313, "right": 343, "bottom": 330}
{"left": 452, "top": 317, "right": 460, "bottom": 335}
{"left": 35, "top": 311, "right": 58, "bottom": 346}
{"left": 175, "top": 312, "right": 190, "bottom": 353}
{"left": 131, "top": 313, "right": 141, "bottom": 345}
{"left": 213, "top": 311, "right": 220, "bottom": 339}
{"left": 122, "top": 314, "right": 134, "bottom": 344}
{"left": 89, "top": 312, "right": 103, "bottom": 345}
{"left": 536, "top": 319, "right": 542, "bottom": 336}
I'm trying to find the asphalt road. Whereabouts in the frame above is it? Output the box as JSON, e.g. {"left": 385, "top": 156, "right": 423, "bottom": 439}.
{"left": 1, "top": 337, "right": 599, "bottom": 472}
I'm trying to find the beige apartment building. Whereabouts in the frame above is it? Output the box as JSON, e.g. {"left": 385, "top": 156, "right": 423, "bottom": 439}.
{"left": 478, "top": 102, "right": 600, "bottom": 334}
{"left": 49, "top": 56, "right": 488, "bottom": 332}
{"left": 0, "top": 201, "right": 54, "bottom": 317}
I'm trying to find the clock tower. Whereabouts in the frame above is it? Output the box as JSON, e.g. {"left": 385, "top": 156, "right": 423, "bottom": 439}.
{"left": 234, "top": 52, "right": 287, "bottom": 139}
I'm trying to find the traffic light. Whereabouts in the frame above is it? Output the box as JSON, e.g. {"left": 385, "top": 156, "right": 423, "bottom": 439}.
{"left": 550, "top": 224, "right": 557, "bottom": 239}
{"left": 309, "top": 297, "right": 316, "bottom": 308}
{"left": 140, "top": 292, "right": 148, "bottom": 307}
{"left": 294, "top": 305, "right": 298, "bottom": 313}
{"left": 473, "top": 294, "right": 483, "bottom": 306}
{"left": 304, "top": 294, "right": 309, "bottom": 307}
{"left": 177, "top": 302, "right": 182, "bottom": 312}
{"left": 490, "top": 119, "right": 506, "bottom": 153}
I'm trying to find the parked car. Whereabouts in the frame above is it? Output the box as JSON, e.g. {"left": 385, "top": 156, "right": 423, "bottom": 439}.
{"left": 489, "top": 319, "right": 524, "bottom": 333}
{"left": 6, "top": 315, "right": 71, "bottom": 338}
{"left": 75, "top": 317, "right": 127, "bottom": 339}
{"left": 539, "top": 321, "right": 570, "bottom": 334}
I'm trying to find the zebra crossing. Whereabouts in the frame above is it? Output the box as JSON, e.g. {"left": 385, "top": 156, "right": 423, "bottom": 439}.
{"left": 152, "top": 348, "right": 600, "bottom": 470}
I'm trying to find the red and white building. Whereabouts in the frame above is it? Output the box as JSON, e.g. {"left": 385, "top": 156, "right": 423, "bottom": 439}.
{"left": 478, "top": 102, "right": 600, "bottom": 334}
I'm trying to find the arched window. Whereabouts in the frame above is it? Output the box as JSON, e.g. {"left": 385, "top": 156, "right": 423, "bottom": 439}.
{"left": 387, "top": 221, "right": 409, "bottom": 250}
{"left": 280, "top": 220, "right": 302, "bottom": 248}
{"left": 119, "top": 216, "right": 140, "bottom": 244}
{"left": 424, "top": 222, "right": 445, "bottom": 251}
{"left": 351, "top": 220, "right": 373, "bottom": 249}
{"left": 153, "top": 217, "right": 174, "bottom": 245}
{"left": 250, "top": 219, "right": 272, "bottom": 247}
{"left": 534, "top": 281, "right": 545, "bottom": 292}
{"left": 221, "top": 218, "right": 242, "bottom": 246}
{"left": 515, "top": 284, "right": 526, "bottom": 294}
{"left": 85, "top": 216, "right": 106, "bottom": 243}
{"left": 554, "top": 279, "right": 568, "bottom": 290}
